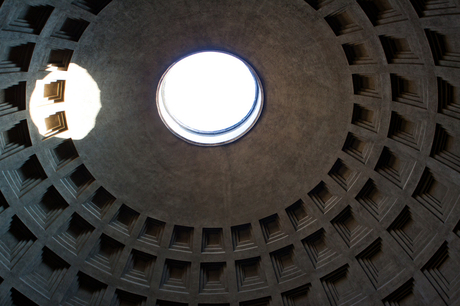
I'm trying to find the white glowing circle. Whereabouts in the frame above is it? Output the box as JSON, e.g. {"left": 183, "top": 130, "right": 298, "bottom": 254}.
{"left": 157, "top": 51, "right": 263, "bottom": 145}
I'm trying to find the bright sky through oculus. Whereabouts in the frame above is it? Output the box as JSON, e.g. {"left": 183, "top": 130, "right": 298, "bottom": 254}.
{"left": 161, "top": 52, "right": 257, "bottom": 133}
{"left": 157, "top": 51, "right": 263, "bottom": 146}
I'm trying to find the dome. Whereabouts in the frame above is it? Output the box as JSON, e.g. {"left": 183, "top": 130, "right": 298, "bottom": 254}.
{"left": 0, "top": 0, "right": 459, "bottom": 305}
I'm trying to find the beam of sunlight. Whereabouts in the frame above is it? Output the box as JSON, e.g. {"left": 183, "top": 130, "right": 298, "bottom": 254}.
{"left": 29, "top": 63, "right": 101, "bottom": 140}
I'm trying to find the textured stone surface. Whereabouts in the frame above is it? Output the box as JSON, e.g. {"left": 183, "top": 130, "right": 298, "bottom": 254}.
{"left": 0, "top": 0, "right": 459, "bottom": 305}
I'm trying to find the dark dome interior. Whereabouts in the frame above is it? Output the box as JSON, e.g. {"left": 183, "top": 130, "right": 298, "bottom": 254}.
{"left": 0, "top": 0, "right": 459, "bottom": 305}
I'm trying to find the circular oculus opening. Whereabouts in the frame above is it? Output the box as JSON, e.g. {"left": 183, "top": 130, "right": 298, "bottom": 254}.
{"left": 157, "top": 51, "right": 263, "bottom": 146}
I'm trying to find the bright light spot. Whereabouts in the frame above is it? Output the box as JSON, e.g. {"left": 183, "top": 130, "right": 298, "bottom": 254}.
{"left": 30, "top": 63, "right": 101, "bottom": 140}
{"left": 157, "top": 51, "right": 263, "bottom": 146}
{"left": 162, "top": 52, "right": 257, "bottom": 133}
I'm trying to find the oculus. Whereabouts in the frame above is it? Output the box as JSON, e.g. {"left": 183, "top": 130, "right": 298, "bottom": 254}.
{"left": 157, "top": 51, "right": 263, "bottom": 146}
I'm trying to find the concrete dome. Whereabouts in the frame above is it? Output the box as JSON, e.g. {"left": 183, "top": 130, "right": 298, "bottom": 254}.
{"left": 0, "top": 0, "right": 459, "bottom": 305}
